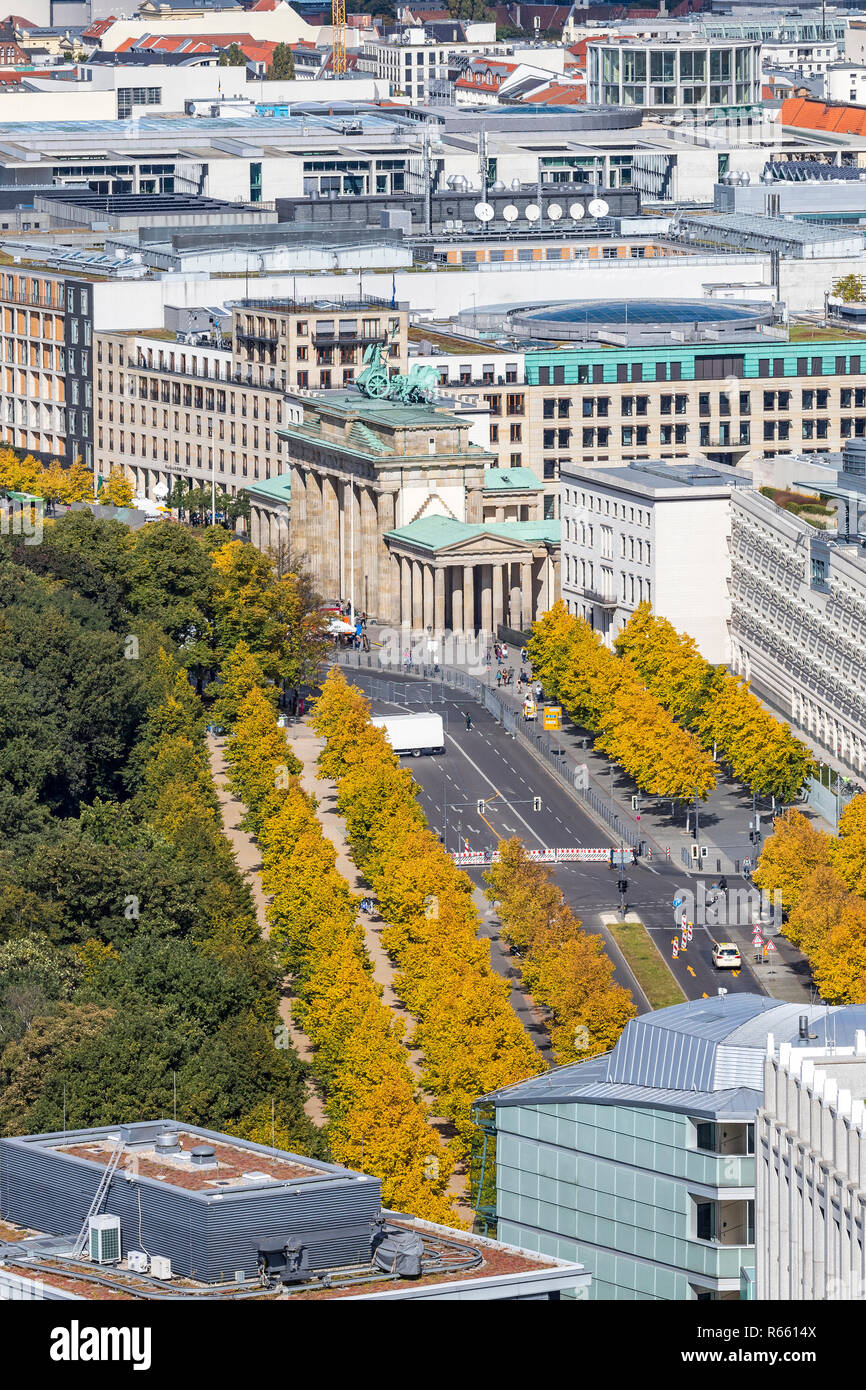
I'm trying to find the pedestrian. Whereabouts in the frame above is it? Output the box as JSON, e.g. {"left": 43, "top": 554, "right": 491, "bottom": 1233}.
{"left": 496, "top": 669, "right": 502, "bottom": 687}
{"left": 465, "top": 711, "right": 472, "bottom": 731}
{"left": 534, "top": 681, "right": 542, "bottom": 700}
{"left": 360, "top": 611, "right": 367, "bottom": 630}
{"left": 502, "top": 643, "right": 508, "bottom": 660}
{"left": 297, "top": 695, "right": 305, "bottom": 717}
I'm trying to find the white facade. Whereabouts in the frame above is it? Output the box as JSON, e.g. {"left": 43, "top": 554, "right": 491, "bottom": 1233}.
{"left": 826, "top": 61, "right": 866, "bottom": 106}
{"left": 729, "top": 486, "right": 866, "bottom": 774}
{"left": 560, "top": 460, "right": 739, "bottom": 663}
{"left": 758, "top": 1031, "right": 866, "bottom": 1301}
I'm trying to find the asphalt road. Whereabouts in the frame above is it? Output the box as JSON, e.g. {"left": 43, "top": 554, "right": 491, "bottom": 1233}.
{"left": 349, "top": 668, "right": 770, "bottom": 1014}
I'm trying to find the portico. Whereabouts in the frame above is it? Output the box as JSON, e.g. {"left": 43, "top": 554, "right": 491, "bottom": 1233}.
{"left": 387, "top": 515, "right": 560, "bottom": 635}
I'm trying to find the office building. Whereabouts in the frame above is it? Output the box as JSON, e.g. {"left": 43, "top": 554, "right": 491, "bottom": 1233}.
{"left": 0, "top": 1120, "right": 589, "bottom": 1300}
{"left": 560, "top": 459, "right": 748, "bottom": 663}
{"left": 758, "top": 1028, "right": 866, "bottom": 1300}
{"left": 476, "top": 995, "right": 866, "bottom": 1301}
{"left": 587, "top": 39, "right": 762, "bottom": 119}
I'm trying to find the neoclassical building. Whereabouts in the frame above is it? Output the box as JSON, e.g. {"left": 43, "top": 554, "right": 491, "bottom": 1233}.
{"left": 272, "top": 390, "right": 559, "bottom": 632}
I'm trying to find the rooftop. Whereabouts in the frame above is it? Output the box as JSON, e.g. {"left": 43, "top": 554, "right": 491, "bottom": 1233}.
{"left": 484, "top": 995, "right": 866, "bottom": 1120}
{"left": 483, "top": 466, "right": 543, "bottom": 492}
{"left": 386, "top": 513, "right": 559, "bottom": 551}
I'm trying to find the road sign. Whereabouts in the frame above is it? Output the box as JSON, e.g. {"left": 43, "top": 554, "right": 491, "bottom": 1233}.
{"left": 543, "top": 705, "right": 562, "bottom": 731}
{"left": 673, "top": 897, "right": 683, "bottom": 909}
{"left": 766, "top": 940, "right": 777, "bottom": 953}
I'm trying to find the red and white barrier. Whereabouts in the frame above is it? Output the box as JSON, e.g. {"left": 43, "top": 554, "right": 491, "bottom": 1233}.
{"left": 449, "top": 847, "right": 637, "bottom": 867}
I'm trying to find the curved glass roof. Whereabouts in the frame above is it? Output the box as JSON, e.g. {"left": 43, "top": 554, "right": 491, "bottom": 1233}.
{"left": 520, "top": 299, "right": 765, "bottom": 325}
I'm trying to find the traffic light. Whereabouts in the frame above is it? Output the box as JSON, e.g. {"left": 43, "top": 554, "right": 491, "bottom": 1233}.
{"left": 476, "top": 799, "right": 485, "bottom": 815}
{"left": 617, "top": 878, "right": 628, "bottom": 894}
{"left": 533, "top": 796, "right": 542, "bottom": 812}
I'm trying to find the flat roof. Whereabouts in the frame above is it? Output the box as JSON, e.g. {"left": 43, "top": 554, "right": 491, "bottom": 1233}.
{"left": 56, "top": 1132, "right": 321, "bottom": 1193}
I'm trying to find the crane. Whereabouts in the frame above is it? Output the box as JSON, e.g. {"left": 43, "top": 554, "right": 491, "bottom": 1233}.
{"left": 331, "top": 0, "right": 347, "bottom": 76}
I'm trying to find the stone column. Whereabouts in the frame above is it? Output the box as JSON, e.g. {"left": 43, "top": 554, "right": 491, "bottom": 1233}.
{"left": 400, "top": 554, "right": 412, "bottom": 629}
{"left": 361, "top": 484, "right": 378, "bottom": 619}
{"left": 423, "top": 563, "right": 434, "bottom": 630}
{"left": 451, "top": 566, "right": 463, "bottom": 634}
{"left": 307, "top": 473, "right": 323, "bottom": 589}
{"left": 510, "top": 563, "right": 522, "bottom": 631}
{"left": 412, "top": 558, "right": 424, "bottom": 629}
{"left": 480, "top": 564, "right": 493, "bottom": 637}
{"left": 377, "top": 489, "right": 398, "bottom": 625}
{"left": 322, "top": 474, "right": 340, "bottom": 597}
{"left": 492, "top": 563, "right": 505, "bottom": 631}
{"left": 290, "top": 463, "right": 307, "bottom": 564}
{"left": 463, "top": 565, "right": 475, "bottom": 634}
{"left": 521, "top": 560, "right": 534, "bottom": 628}
{"left": 434, "top": 566, "right": 446, "bottom": 632}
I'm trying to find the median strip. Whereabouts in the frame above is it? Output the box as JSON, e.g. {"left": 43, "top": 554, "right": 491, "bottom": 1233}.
{"left": 606, "top": 918, "right": 686, "bottom": 1010}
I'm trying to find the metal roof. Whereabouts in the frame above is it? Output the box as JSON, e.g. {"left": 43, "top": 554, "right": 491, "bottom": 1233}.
{"left": 386, "top": 514, "right": 560, "bottom": 551}
{"left": 484, "top": 995, "right": 866, "bottom": 1117}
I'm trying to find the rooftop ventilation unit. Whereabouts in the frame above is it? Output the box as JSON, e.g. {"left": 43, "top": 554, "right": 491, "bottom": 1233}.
{"left": 89, "top": 1214, "right": 121, "bottom": 1265}
{"left": 190, "top": 1145, "right": 217, "bottom": 1168}
{"left": 154, "top": 1131, "right": 180, "bottom": 1154}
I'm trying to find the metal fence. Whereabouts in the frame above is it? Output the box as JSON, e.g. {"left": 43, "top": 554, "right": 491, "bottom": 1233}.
{"left": 337, "top": 652, "right": 639, "bottom": 851}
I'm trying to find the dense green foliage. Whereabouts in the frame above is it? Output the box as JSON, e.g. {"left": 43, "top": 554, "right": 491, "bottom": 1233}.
{"left": 0, "top": 515, "right": 325, "bottom": 1154}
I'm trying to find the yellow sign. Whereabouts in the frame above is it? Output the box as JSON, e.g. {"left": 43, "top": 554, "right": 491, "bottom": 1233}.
{"left": 543, "top": 705, "right": 562, "bottom": 731}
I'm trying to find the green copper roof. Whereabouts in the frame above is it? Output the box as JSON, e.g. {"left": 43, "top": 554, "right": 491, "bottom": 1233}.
{"left": 386, "top": 513, "right": 559, "bottom": 553}
{"left": 286, "top": 388, "right": 470, "bottom": 430}
{"left": 483, "top": 467, "right": 544, "bottom": 492}
{"left": 243, "top": 474, "right": 291, "bottom": 503}
{"left": 348, "top": 420, "right": 391, "bottom": 454}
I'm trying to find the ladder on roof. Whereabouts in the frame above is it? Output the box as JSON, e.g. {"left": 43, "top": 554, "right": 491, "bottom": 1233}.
{"left": 70, "top": 1136, "right": 125, "bottom": 1260}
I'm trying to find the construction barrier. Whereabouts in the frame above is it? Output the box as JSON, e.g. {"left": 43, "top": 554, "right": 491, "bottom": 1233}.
{"left": 450, "top": 847, "right": 637, "bottom": 867}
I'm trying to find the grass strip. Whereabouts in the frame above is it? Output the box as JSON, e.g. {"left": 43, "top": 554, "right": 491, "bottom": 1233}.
{"left": 608, "top": 919, "right": 686, "bottom": 1010}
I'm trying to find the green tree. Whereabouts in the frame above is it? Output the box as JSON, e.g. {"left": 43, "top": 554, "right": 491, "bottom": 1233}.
{"left": 267, "top": 42, "right": 295, "bottom": 79}
{"left": 218, "top": 41, "right": 248, "bottom": 66}
{"left": 832, "top": 273, "right": 865, "bottom": 303}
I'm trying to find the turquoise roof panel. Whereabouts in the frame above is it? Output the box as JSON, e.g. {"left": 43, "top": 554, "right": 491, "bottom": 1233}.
{"left": 483, "top": 467, "right": 544, "bottom": 492}
{"left": 386, "top": 514, "right": 559, "bottom": 552}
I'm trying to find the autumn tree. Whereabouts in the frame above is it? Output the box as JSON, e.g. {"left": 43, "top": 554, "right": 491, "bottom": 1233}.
{"left": 753, "top": 808, "right": 831, "bottom": 916}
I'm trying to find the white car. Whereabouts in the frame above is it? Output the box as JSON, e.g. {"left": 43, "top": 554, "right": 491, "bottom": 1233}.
{"left": 712, "top": 941, "right": 742, "bottom": 969}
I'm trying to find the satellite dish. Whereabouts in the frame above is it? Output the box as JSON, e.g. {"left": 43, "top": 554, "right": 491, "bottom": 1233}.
{"left": 525, "top": 204, "right": 540, "bottom": 222}
{"left": 547, "top": 202, "right": 563, "bottom": 221}
{"left": 502, "top": 204, "right": 519, "bottom": 222}
{"left": 474, "top": 201, "right": 494, "bottom": 222}
{"left": 588, "top": 198, "right": 609, "bottom": 218}
{"left": 569, "top": 201, "right": 585, "bottom": 220}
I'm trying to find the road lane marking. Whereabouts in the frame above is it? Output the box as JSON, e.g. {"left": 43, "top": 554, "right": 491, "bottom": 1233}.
{"left": 445, "top": 734, "right": 548, "bottom": 849}
{"left": 687, "top": 966, "right": 696, "bottom": 977}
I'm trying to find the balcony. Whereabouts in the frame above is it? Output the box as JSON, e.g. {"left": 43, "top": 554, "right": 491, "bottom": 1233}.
{"left": 584, "top": 588, "right": 618, "bottom": 609}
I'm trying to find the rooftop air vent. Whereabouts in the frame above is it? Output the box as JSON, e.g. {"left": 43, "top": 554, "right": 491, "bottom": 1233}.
{"left": 190, "top": 1145, "right": 217, "bottom": 1168}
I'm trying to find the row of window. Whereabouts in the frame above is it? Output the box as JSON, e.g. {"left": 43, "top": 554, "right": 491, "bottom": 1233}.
{"left": 563, "top": 492, "right": 652, "bottom": 527}
{"left": 99, "top": 432, "right": 269, "bottom": 481}
{"left": 100, "top": 374, "right": 283, "bottom": 423}
{"left": 536, "top": 353, "right": 865, "bottom": 388}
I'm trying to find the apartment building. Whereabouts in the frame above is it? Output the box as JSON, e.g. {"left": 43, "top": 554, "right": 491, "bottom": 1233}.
{"left": 0, "top": 267, "right": 94, "bottom": 468}
{"left": 232, "top": 298, "right": 407, "bottom": 393}
{"left": 94, "top": 299, "right": 408, "bottom": 499}
{"left": 94, "top": 331, "right": 284, "bottom": 499}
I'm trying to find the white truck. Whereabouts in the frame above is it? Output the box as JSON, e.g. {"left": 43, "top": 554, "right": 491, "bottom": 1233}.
{"left": 371, "top": 713, "right": 445, "bottom": 756}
